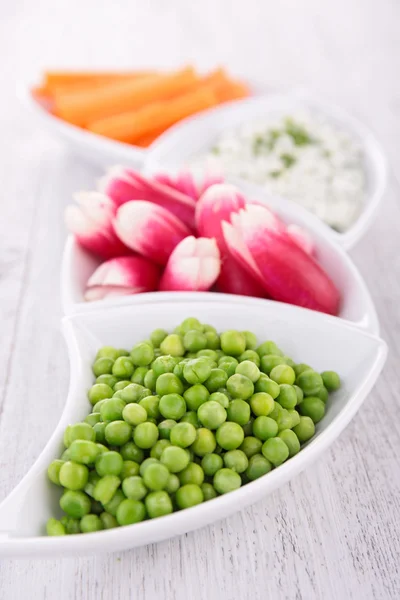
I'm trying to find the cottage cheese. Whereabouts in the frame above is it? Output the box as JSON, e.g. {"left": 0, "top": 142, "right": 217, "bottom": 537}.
{"left": 193, "top": 112, "right": 366, "bottom": 231}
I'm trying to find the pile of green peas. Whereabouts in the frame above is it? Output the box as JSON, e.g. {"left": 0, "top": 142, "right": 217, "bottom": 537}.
{"left": 46, "top": 317, "right": 341, "bottom": 536}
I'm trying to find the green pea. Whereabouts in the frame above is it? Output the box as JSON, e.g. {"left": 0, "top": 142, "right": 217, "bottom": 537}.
{"left": 216, "top": 422, "right": 244, "bottom": 450}
{"left": 112, "top": 356, "right": 134, "bottom": 378}
{"left": 277, "top": 384, "right": 297, "bottom": 410}
{"left": 238, "top": 350, "right": 260, "bottom": 367}
{"left": 159, "top": 393, "right": 186, "bottom": 420}
{"left": 293, "top": 363, "right": 312, "bottom": 377}
{"left": 46, "top": 518, "right": 66, "bottom": 536}
{"left": 176, "top": 483, "right": 204, "bottom": 509}
{"left": 299, "top": 396, "right": 326, "bottom": 423}
{"left": 145, "top": 491, "right": 173, "bottom": 518}
{"left": 277, "top": 408, "right": 293, "bottom": 431}
{"left": 92, "top": 400, "right": 106, "bottom": 414}
{"left": 143, "top": 462, "right": 170, "bottom": 491}
{"left": 105, "top": 421, "right": 132, "bottom": 446}
{"left": 144, "top": 369, "right": 157, "bottom": 392}
{"left": 80, "top": 514, "right": 103, "bottom": 533}
{"left": 69, "top": 440, "right": 100, "bottom": 465}
{"left": 242, "top": 419, "right": 253, "bottom": 436}
{"left": 170, "top": 422, "right": 197, "bottom": 447}
{"left": 130, "top": 367, "right": 149, "bottom": 386}
{"left": 47, "top": 459, "right": 64, "bottom": 485}
{"left": 209, "top": 392, "right": 230, "bottom": 408}
{"left": 139, "top": 395, "right": 160, "bottom": 420}
{"left": 252, "top": 416, "right": 278, "bottom": 441}
{"left": 123, "top": 402, "right": 147, "bottom": 426}
{"left": 257, "top": 341, "right": 284, "bottom": 358}
{"left": 204, "top": 368, "right": 228, "bottom": 393}
{"left": 178, "top": 463, "right": 205, "bottom": 486}
{"left": 96, "top": 346, "right": 120, "bottom": 361}
{"left": 296, "top": 370, "right": 323, "bottom": 396}
{"left": 293, "top": 385, "right": 304, "bottom": 404}
{"left": 88, "top": 383, "right": 114, "bottom": 405}
{"left": 314, "top": 386, "right": 329, "bottom": 403}
{"left": 59, "top": 461, "right": 89, "bottom": 490}
{"left": 260, "top": 355, "right": 288, "bottom": 375}
{"left": 92, "top": 357, "right": 114, "bottom": 377}
{"left": 270, "top": 365, "right": 296, "bottom": 385}
{"left": 180, "top": 411, "right": 200, "bottom": 428}
{"left": 227, "top": 374, "right": 254, "bottom": 400}
{"left": 152, "top": 355, "right": 177, "bottom": 377}
{"left": 184, "top": 384, "right": 210, "bottom": 411}
{"left": 198, "top": 401, "right": 227, "bottom": 429}
{"left": 161, "top": 445, "right": 190, "bottom": 473}
{"left": 100, "top": 512, "right": 118, "bottom": 529}
{"left": 85, "top": 413, "right": 101, "bottom": 427}
{"left": 245, "top": 454, "right": 272, "bottom": 480}
{"left": 100, "top": 398, "right": 125, "bottom": 422}
{"left": 122, "top": 476, "right": 148, "bottom": 500}
{"left": 116, "top": 499, "right": 146, "bottom": 525}
{"left": 84, "top": 472, "right": 101, "bottom": 498}
{"left": 218, "top": 357, "right": 239, "bottom": 378}
{"left": 288, "top": 409, "right": 301, "bottom": 428}
{"left": 239, "top": 436, "right": 262, "bottom": 459}
{"left": 93, "top": 474, "right": 121, "bottom": 505}
{"left": 103, "top": 489, "right": 125, "bottom": 516}
{"left": 95, "top": 451, "right": 123, "bottom": 476}
{"left": 60, "top": 516, "right": 81, "bottom": 534}
{"left": 156, "top": 373, "right": 184, "bottom": 396}
{"left": 120, "top": 383, "right": 148, "bottom": 403}
{"left": 139, "top": 457, "right": 159, "bottom": 476}
{"left": 150, "top": 328, "right": 168, "bottom": 348}
{"left": 321, "top": 370, "right": 341, "bottom": 391}
{"left": 269, "top": 401, "right": 283, "bottom": 421}
{"left": 160, "top": 334, "right": 185, "bottom": 357}
{"left": 134, "top": 422, "right": 159, "bottom": 449}
{"left": 201, "top": 482, "right": 217, "bottom": 501}
{"left": 254, "top": 375, "right": 280, "bottom": 398}
{"left": 150, "top": 440, "right": 171, "bottom": 460}
{"left": 201, "top": 453, "right": 223, "bottom": 476}
{"left": 235, "top": 360, "right": 260, "bottom": 383}
{"left": 242, "top": 331, "right": 258, "bottom": 350}
{"left": 250, "top": 392, "right": 274, "bottom": 416}
{"left": 191, "top": 428, "right": 217, "bottom": 456}
{"left": 120, "top": 460, "right": 140, "bottom": 479}
{"left": 96, "top": 375, "right": 118, "bottom": 389}
{"left": 278, "top": 430, "right": 300, "bottom": 457}
{"left": 220, "top": 330, "right": 246, "bottom": 356}
{"left": 205, "top": 331, "right": 220, "bottom": 350}
{"left": 226, "top": 399, "right": 250, "bottom": 426}
{"left": 224, "top": 449, "right": 248, "bottom": 473}
{"left": 165, "top": 474, "right": 180, "bottom": 494}
{"left": 183, "top": 358, "right": 212, "bottom": 385}
{"left": 120, "top": 441, "right": 144, "bottom": 463}
{"left": 180, "top": 317, "right": 204, "bottom": 334}
{"left": 130, "top": 342, "right": 154, "bottom": 366}
{"left": 158, "top": 419, "right": 177, "bottom": 440}
{"left": 262, "top": 437, "right": 289, "bottom": 466}
{"left": 213, "top": 468, "right": 241, "bottom": 494}
{"left": 60, "top": 490, "right": 91, "bottom": 518}
{"left": 183, "top": 330, "right": 208, "bottom": 352}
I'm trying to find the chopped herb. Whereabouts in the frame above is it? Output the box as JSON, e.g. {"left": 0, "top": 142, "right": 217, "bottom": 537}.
{"left": 281, "top": 153, "right": 296, "bottom": 168}
{"left": 253, "top": 135, "right": 265, "bottom": 155}
{"left": 269, "top": 170, "right": 282, "bottom": 178}
{"left": 284, "top": 118, "right": 313, "bottom": 146}
{"left": 211, "top": 146, "right": 220, "bottom": 155}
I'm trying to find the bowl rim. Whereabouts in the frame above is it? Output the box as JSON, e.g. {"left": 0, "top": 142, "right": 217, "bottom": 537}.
{"left": 145, "top": 91, "right": 388, "bottom": 250}
{"left": 0, "top": 298, "right": 387, "bottom": 556}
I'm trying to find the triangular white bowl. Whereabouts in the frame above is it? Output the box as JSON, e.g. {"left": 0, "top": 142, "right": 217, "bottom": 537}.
{"left": 0, "top": 299, "right": 387, "bottom": 557}
{"left": 61, "top": 182, "right": 379, "bottom": 336}
{"left": 145, "top": 92, "right": 387, "bottom": 250}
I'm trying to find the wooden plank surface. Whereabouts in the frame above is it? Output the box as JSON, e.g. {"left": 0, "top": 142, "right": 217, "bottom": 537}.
{"left": 0, "top": 0, "right": 399, "bottom": 598}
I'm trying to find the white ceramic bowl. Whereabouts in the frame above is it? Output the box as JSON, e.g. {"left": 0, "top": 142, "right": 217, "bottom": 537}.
{"left": 145, "top": 93, "right": 387, "bottom": 250}
{"left": 61, "top": 185, "right": 380, "bottom": 335}
{"left": 19, "top": 85, "right": 147, "bottom": 169}
{"left": 0, "top": 299, "right": 387, "bottom": 557}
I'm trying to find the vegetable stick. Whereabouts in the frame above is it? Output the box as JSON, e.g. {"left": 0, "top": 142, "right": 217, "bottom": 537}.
{"left": 214, "top": 80, "right": 250, "bottom": 102}
{"left": 135, "top": 129, "right": 166, "bottom": 147}
{"left": 54, "top": 67, "right": 198, "bottom": 127}
{"left": 44, "top": 71, "right": 156, "bottom": 86}
{"left": 42, "top": 73, "right": 157, "bottom": 96}
{"left": 88, "top": 86, "right": 218, "bottom": 144}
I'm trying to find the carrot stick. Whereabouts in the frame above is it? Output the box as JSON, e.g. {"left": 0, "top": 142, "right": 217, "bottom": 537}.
{"left": 135, "top": 129, "right": 167, "bottom": 147}
{"left": 42, "top": 73, "right": 157, "bottom": 96}
{"left": 44, "top": 71, "right": 156, "bottom": 87}
{"left": 88, "top": 87, "right": 218, "bottom": 144}
{"left": 54, "top": 67, "right": 198, "bottom": 127}
{"left": 215, "top": 80, "right": 250, "bottom": 102}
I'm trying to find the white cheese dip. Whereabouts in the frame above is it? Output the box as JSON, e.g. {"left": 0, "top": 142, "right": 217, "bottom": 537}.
{"left": 193, "top": 112, "right": 366, "bottom": 231}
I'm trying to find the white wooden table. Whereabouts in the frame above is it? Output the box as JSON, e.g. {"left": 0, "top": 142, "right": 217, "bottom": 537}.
{"left": 1, "top": 1, "right": 399, "bottom": 598}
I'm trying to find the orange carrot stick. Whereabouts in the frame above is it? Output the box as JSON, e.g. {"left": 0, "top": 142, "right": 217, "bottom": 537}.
{"left": 44, "top": 71, "right": 156, "bottom": 87}
{"left": 135, "top": 129, "right": 167, "bottom": 147}
{"left": 215, "top": 80, "right": 251, "bottom": 102}
{"left": 42, "top": 72, "right": 158, "bottom": 96}
{"left": 54, "top": 67, "right": 198, "bottom": 127}
{"left": 88, "top": 87, "right": 218, "bottom": 144}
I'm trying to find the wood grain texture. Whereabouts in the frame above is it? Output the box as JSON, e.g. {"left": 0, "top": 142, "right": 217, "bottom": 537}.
{"left": 0, "top": 0, "right": 399, "bottom": 598}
